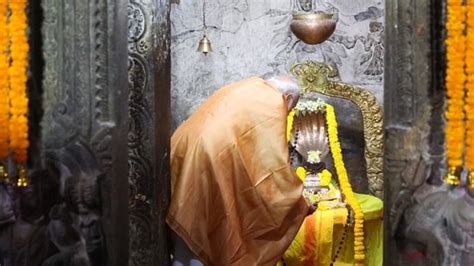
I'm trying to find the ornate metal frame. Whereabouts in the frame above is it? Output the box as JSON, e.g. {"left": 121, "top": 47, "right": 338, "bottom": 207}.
{"left": 290, "top": 61, "right": 384, "bottom": 198}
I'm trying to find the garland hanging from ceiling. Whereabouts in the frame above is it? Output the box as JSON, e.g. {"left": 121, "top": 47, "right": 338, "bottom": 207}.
{"left": 444, "top": 0, "right": 474, "bottom": 187}
{"left": 0, "top": 0, "right": 29, "bottom": 186}
{"left": 466, "top": 0, "right": 474, "bottom": 188}
{"left": 0, "top": 0, "right": 9, "bottom": 162}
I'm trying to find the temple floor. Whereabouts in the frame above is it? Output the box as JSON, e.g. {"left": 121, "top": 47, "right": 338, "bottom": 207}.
{"left": 279, "top": 193, "right": 383, "bottom": 266}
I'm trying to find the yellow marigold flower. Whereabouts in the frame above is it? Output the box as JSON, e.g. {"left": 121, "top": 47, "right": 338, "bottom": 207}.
{"left": 295, "top": 166, "right": 306, "bottom": 182}
{"left": 319, "top": 169, "right": 332, "bottom": 186}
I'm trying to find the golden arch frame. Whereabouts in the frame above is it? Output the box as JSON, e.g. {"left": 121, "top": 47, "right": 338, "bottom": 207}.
{"left": 290, "top": 61, "right": 384, "bottom": 198}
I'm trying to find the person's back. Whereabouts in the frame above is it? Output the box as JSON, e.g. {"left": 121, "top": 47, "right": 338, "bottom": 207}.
{"left": 168, "top": 77, "right": 308, "bottom": 265}
{"left": 173, "top": 77, "right": 283, "bottom": 146}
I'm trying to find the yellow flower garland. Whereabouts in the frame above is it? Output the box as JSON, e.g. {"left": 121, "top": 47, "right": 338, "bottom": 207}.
{"left": 287, "top": 102, "right": 365, "bottom": 264}
{"left": 466, "top": 1, "right": 474, "bottom": 173}
{"left": 326, "top": 103, "right": 365, "bottom": 265}
{"left": 443, "top": 0, "right": 474, "bottom": 186}
{"left": 0, "top": 0, "right": 9, "bottom": 160}
{"left": 445, "top": 0, "right": 466, "bottom": 173}
{"left": 8, "top": 0, "right": 29, "bottom": 164}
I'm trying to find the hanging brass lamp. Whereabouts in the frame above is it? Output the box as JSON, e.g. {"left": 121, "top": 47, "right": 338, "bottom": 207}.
{"left": 197, "top": 0, "right": 212, "bottom": 55}
{"left": 290, "top": 1, "right": 337, "bottom": 45}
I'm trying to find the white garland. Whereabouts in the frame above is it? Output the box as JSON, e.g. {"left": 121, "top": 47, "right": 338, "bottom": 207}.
{"left": 294, "top": 98, "right": 326, "bottom": 116}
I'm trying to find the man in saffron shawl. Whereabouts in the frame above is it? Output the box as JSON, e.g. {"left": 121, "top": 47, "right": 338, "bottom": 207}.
{"left": 167, "top": 76, "right": 312, "bottom": 265}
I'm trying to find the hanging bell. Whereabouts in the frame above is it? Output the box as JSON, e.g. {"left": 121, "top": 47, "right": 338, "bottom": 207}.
{"left": 197, "top": 34, "right": 212, "bottom": 55}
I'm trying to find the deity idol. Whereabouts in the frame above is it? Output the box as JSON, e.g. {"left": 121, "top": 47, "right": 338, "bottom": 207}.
{"left": 281, "top": 97, "right": 383, "bottom": 266}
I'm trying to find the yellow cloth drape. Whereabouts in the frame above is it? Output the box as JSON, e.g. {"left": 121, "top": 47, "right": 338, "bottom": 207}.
{"left": 279, "top": 193, "right": 383, "bottom": 266}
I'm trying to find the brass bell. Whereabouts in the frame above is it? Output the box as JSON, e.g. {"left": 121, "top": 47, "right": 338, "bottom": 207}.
{"left": 197, "top": 34, "right": 212, "bottom": 55}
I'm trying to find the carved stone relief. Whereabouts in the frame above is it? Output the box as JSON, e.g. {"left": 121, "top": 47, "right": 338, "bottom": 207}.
{"left": 0, "top": 144, "right": 105, "bottom": 266}
{"left": 0, "top": 0, "right": 129, "bottom": 265}
{"left": 171, "top": 0, "right": 385, "bottom": 130}
{"left": 383, "top": 0, "right": 433, "bottom": 263}
{"left": 128, "top": 0, "right": 171, "bottom": 265}
{"left": 128, "top": 1, "right": 155, "bottom": 264}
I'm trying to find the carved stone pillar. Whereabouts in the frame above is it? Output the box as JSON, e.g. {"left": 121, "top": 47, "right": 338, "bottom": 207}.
{"left": 387, "top": 0, "right": 474, "bottom": 264}
{"left": 384, "top": 0, "right": 432, "bottom": 265}
{"left": 128, "top": 0, "right": 171, "bottom": 265}
{"left": 38, "top": 0, "right": 171, "bottom": 265}
{"left": 41, "top": 0, "right": 130, "bottom": 265}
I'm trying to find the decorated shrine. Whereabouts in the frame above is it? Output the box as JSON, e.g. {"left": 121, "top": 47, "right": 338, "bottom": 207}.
{"left": 0, "top": 0, "right": 472, "bottom": 266}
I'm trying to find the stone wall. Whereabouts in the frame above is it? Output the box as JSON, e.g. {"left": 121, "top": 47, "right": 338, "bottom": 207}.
{"left": 171, "top": 0, "right": 384, "bottom": 129}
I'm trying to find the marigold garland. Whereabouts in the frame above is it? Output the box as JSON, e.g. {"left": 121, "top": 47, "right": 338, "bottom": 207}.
{"left": 466, "top": 0, "right": 474, "bottom": 174}
{"left": 444, "top": 0, "right": 474, "bottom": 187}
{"left": 445, "top": 0, "right": 466, "bottom": 173}
{"left": 0, "top": 0, "right": 9, "bottom": 160}
{"left": 319, "top": 169, "right": 332, "bottom": 187}
{"left": 8, "top": 0, "right": 29, "bottom": 164}
{"left": 326, "top": 103, "right": 365, "bottom": 265}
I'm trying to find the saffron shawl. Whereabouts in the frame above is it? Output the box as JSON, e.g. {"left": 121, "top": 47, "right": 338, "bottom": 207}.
{"left": 167, "top": 77, "right": 308, "bottom": 265}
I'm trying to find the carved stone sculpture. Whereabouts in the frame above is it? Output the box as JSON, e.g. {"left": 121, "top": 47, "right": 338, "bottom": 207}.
{"left": 0, "top": 142, "right": 107, "bottom": 266}
{"left": 38, "top": 0, "right": 130, "bottom": 265}
{"left": 399, "top": 186, "right": 474, "bottom": 265}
